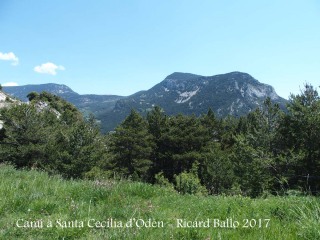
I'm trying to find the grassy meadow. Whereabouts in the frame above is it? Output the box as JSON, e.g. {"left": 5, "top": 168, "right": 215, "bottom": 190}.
{"left": 0, "top": 164, "right": 319, "bottom": 240}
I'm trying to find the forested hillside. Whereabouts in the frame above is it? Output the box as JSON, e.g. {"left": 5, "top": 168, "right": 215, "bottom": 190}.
{"left": 1, "top": 84, "right": 320, "bottom": 197}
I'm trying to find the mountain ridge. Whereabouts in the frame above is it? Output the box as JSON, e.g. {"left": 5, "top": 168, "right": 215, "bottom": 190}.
{"left": 3, "top": 83, "right": 125, "bottom": 118}
{"left": 112, "top": 71, "right": 285, "bottom": 114}
{"left": 2, "top": 71, "right": 287, "bottom": 132}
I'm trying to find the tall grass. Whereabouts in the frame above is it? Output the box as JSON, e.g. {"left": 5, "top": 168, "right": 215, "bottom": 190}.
{"left": 0, "top": 164, "right": 319, "bottom": 239}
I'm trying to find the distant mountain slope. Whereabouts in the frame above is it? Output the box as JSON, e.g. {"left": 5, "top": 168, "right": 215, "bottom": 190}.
{"left": 3, "top": 72, "right": 287, "bottom": 132}
{"left": 101, "top": 72, "right": 286, "bottom": 129}
{"left": 3, "top": 83, "right": 77, "bottom": 102}
{"left": 3, "top": 83, "right": 124, "bottom": 117}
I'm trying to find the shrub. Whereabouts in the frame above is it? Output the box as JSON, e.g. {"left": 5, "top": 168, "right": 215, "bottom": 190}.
{"left": 155, "top": 171, "right": 174, "bottom": 189}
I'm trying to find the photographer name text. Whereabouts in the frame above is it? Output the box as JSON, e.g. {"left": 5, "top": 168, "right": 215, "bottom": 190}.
{"left": 16, "top": 218, "right": 270, "bottom": 229}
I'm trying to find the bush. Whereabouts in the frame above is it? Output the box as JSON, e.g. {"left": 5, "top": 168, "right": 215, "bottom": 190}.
{"left": 175, "top": 171, "right": 207, "bottom": 196}
{"left": 155, "top": 171, "right": 174, "bottom": 189}
{"left": 84, "top": 166, "right": 111, "bottom": 180}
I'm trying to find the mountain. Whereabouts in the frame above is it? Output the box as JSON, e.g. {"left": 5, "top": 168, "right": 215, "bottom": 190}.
{"left": 2, "top": 72, "right": 287, "bottom": 132}
{"left": 3, "top": 83, "right": 77, "bottom": 102}
{"left": 100, "top": 72, "right": 286, "bottom": 130}
{"left": 3, "top": 83, "right": 124, "bottom": 118}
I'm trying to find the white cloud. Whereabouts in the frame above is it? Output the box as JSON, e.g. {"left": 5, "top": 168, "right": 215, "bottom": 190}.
{"left": 34, "top": 62, "right": 65, "bottom": 75}
{"left": 0, "top": 52, "right": 19, "bottom": 66}
{"left": 2, "top": 82, "right": 19, "bottom": 87}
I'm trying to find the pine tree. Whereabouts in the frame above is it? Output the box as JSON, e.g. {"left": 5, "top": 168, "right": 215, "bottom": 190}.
{"left": 201, "top": 142, "right": 234, "bottom": 195}
{"left": 160, "top": 114, "right": 211, "bottom": 180}
{"left": 0, "top": 94, "right": 108, "bottom": 179}
{"left": 278, "top": 84, "right": 320, "bottom": 192}
{"left": 110, "top": 109, "right": 154, "bottom": 180}
{"left": 146, "top": 106, "right": 168, "bottom": 179}
{"left": 231, "top": 135, "right": 270, "bottom": 197}
{"left": 27, "top": 92, "right": 39, "bottom": 101}
{"left": 47, "top": 117, "right": 108, "bottom": 178}
{"left": 0, "top": 104, "right": 55, "bottom": 168}
{"left": 200, "top": 108, "right": 222, "bottom": 142}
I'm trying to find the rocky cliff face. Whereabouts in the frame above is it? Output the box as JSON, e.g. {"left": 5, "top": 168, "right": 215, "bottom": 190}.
{"left": 0, "top": 91, "right": 18, "bottom": 109}
{"left": 0, "top": 90, "right": 18, "bottom": 130}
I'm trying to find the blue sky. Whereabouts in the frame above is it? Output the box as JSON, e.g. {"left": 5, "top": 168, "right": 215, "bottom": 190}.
{"left": 1, "top": 0, "right": 320, "bottom": 99}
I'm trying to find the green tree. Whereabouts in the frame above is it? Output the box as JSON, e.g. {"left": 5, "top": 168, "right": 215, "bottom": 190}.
{"left": 278, "top": 84, "right": 320, "bottom": 192}
{"left": 109, "top": 109, "right": 154, "bottom": 180}
{"left": 27, "top": 91, "right": 39, "bottom": 101}
{"left": 160, "top": 114, "right": 211, "bottom": 180}
{"left": 35, "top": 91, "right": 82, "bottom": 124}
{"left": 201, "top": 142, "right": 235, "bottom": 195}
{"left": 47, "top": 117, "right": 108, "bottom": 178}
{"left": 0, "top": 104, "right": 56, "bottom": 168}
{"left": 245, "top": 97, "right": 281, "bottom": 152}
{"left": 0, "top": 94, "right": 108, "bottom": 179}
{"left": 230, "top": 135, "right": 270, "bottom": 197}
{"left": 146, "top": 106, "right": 168, "bottom": 180}
{"left": 200, "top": 108, "right": 222, "bottom": 142}
{"left": 232, "top": 98, "right": 285, "bottom": 194}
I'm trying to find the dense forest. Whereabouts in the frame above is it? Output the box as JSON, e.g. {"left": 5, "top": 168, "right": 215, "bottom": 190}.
{"left": 1, "top": 84, "right": 320, "bottom": 197}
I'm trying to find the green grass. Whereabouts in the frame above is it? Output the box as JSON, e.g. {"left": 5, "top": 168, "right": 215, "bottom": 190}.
{"left": 0, "top": 164, "right": 319, "bottom": 240}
